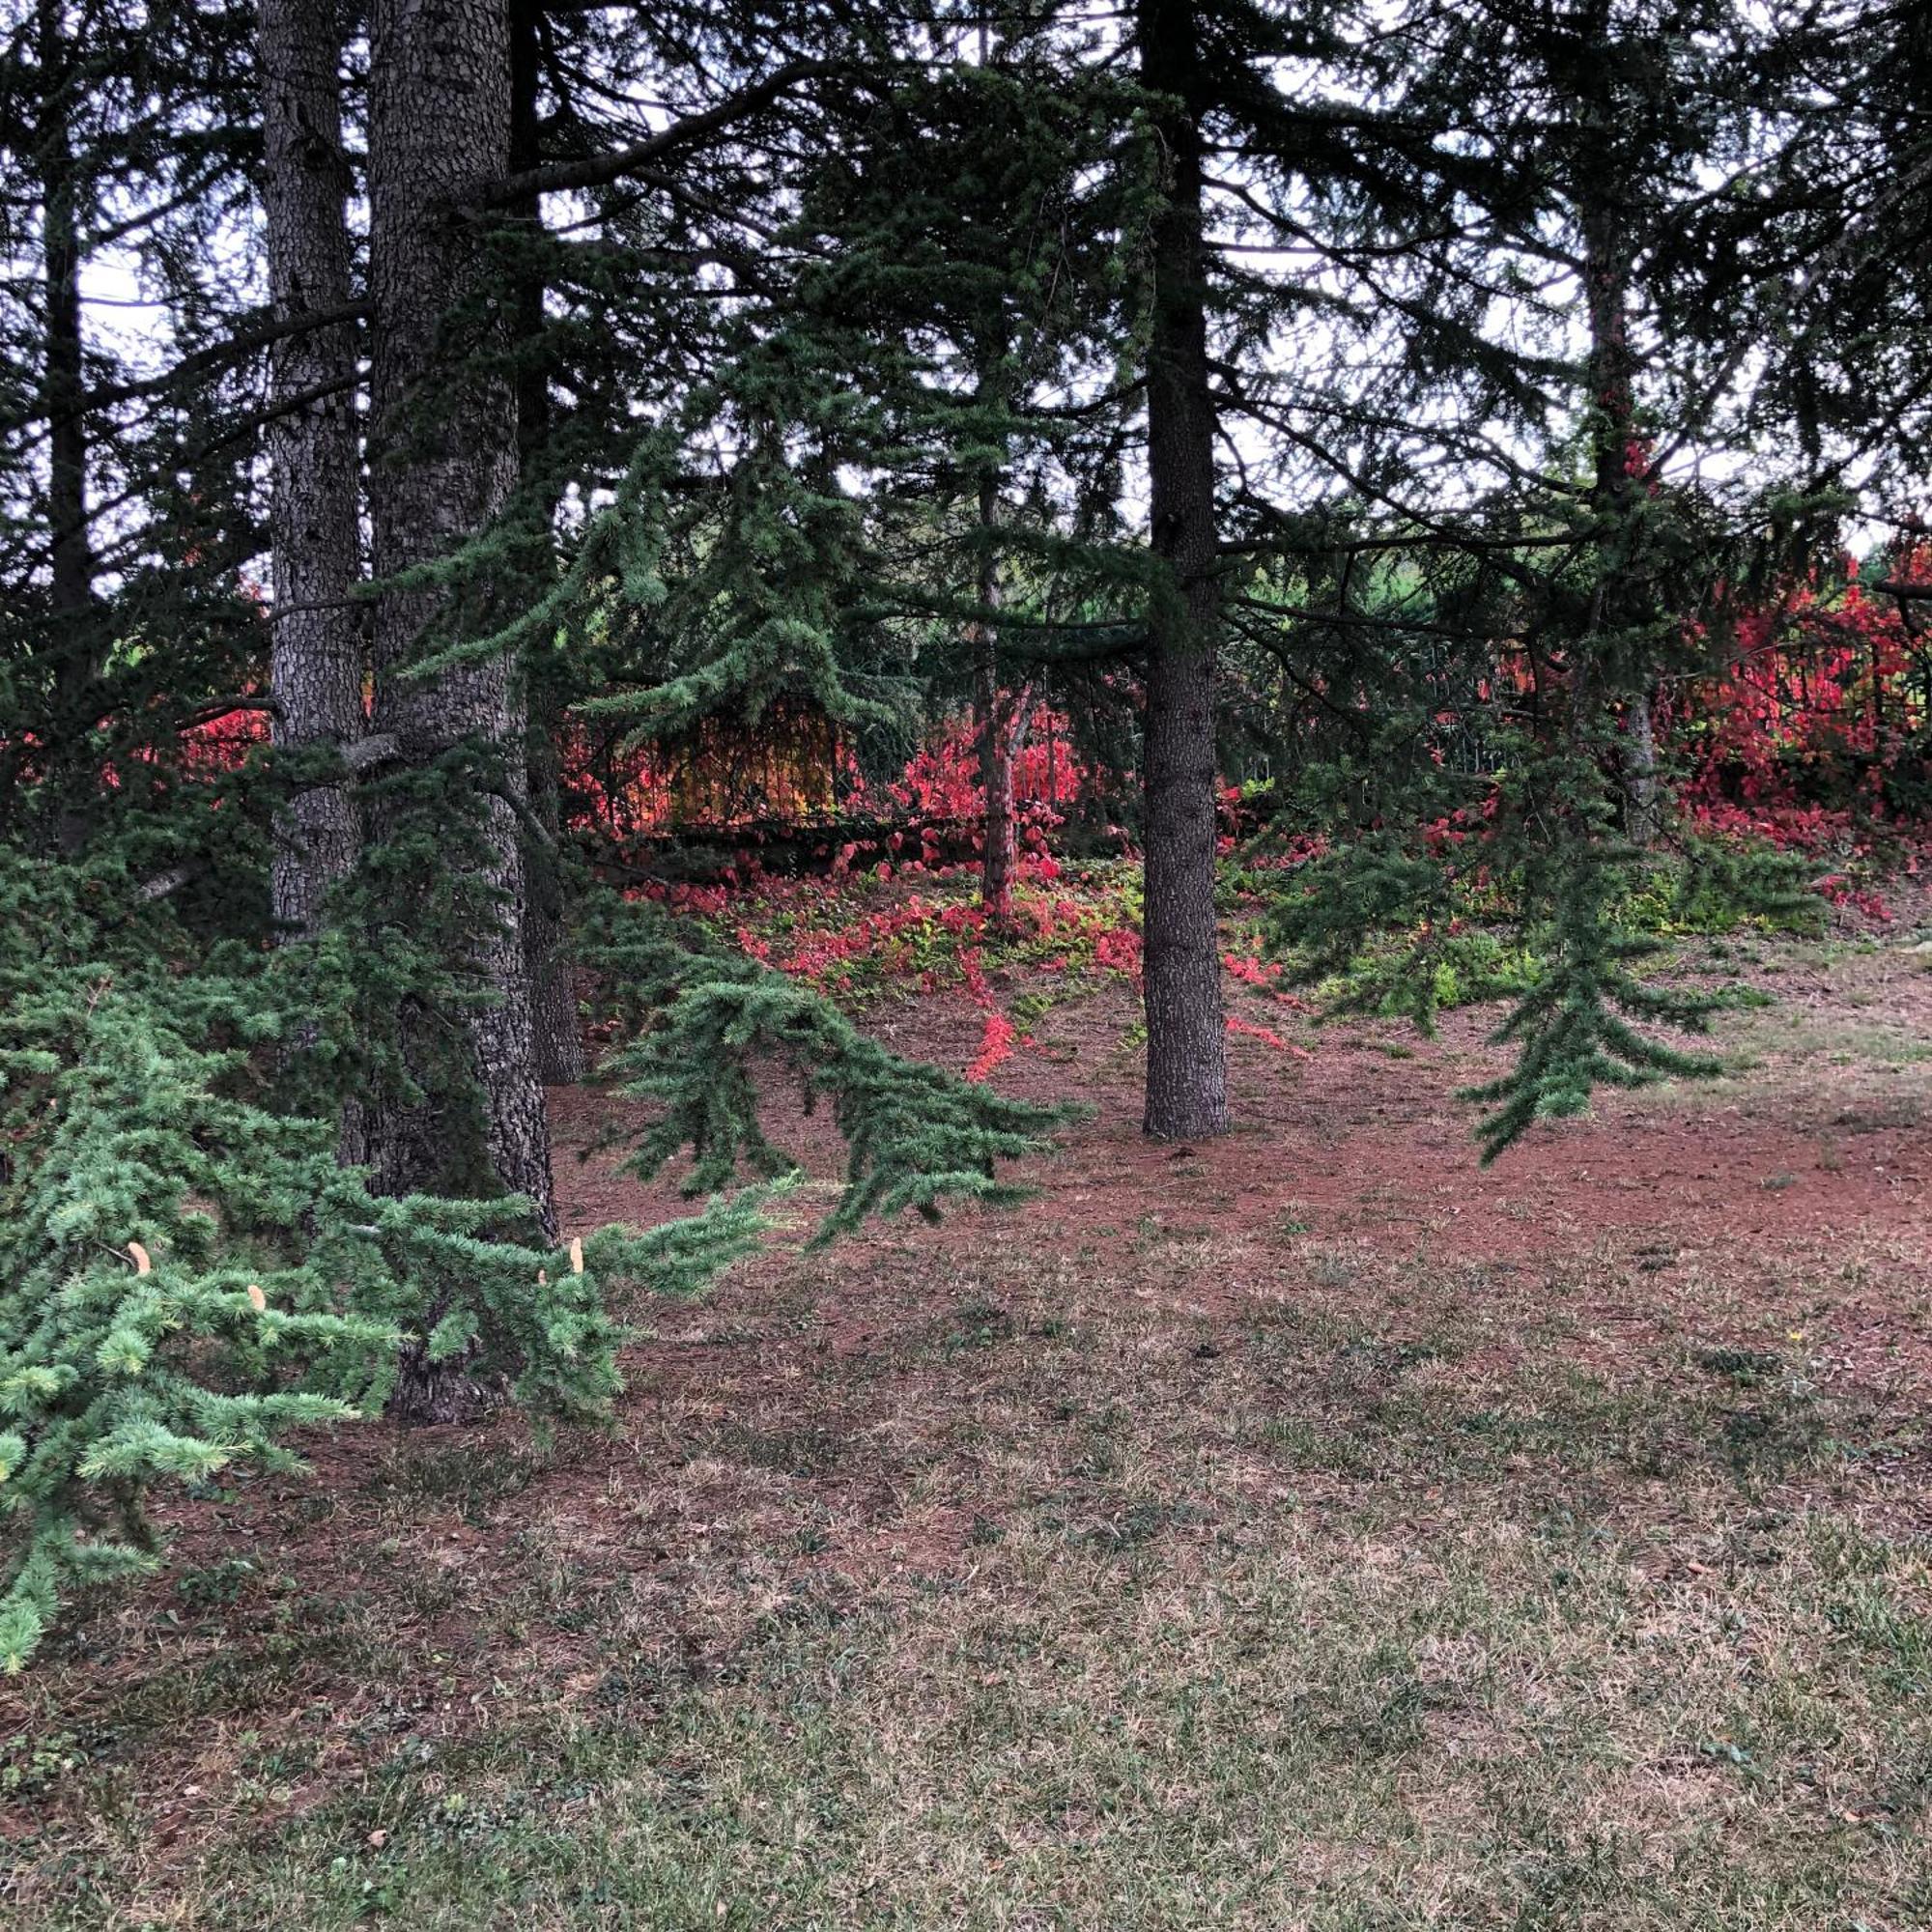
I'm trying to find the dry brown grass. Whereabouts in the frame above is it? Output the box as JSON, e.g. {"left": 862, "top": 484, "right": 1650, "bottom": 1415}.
{"left": 3, "top": 921, "right": 1930, "bottom": 1928}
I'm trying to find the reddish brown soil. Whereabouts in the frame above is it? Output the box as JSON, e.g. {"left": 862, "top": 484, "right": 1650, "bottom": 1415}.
{"left": 554, "top": 937, "right": 1932, "bottom": 1376}
{"left": 5, "top": 918, "right": 1929, "bottom": 1861}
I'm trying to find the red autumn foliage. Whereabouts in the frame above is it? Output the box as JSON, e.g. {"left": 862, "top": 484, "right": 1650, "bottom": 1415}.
{"left": 563, "top": 699, "right": 849, "bottom": 838}
{"left": 965, "top": 1009, "right": 1019, "bottom": 1084}
{"left": 1672, "top": 549, "right": 1932, "bottom": 838}
{"left": 1226, "top": 1013, "right": 1313, "bottom": 1059}
{"left": 563, "top": 703, "right": 1087, "bottom": 849}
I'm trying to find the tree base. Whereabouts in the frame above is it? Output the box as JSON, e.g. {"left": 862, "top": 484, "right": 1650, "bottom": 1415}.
{"left": 387, "top": 1346, "right": 500, "bottom": 1427}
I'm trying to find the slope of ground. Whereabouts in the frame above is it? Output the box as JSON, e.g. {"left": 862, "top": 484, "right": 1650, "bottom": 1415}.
{"left": 3, "top": 916, "right": 1929, "bottom": 1929}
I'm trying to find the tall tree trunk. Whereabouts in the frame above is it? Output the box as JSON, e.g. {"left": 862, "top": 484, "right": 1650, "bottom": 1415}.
{"left": 971, "top": 476, "right": 1025, "bottom": 928}
{"left": 1575, "top": 58, "right": 1662, "bottom": 846}
{"left": 36, "top": 0, "right": 99, "bottom": 851}
{"left": 260, "top": 0, "right": 363, "bottom": 939}
{"left": 365, "top": 0, "right": 555, "bottom": 1237}
{"left": 510, "top": 0, "right": 583, "bottom": 1084}
{"left": 1136, "top": 0, "right": 1229, "bottom": 1141}
{"left": 1583, "top": 209, "right": 1661, "bottom": 843}
{"left": 978, "top": 686, "right": 1022, "bottom": 927}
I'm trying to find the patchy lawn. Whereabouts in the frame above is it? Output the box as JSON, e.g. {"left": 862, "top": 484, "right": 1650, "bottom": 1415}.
{"left": 4, "top": 901, "right": 1930, "bottom": 1929}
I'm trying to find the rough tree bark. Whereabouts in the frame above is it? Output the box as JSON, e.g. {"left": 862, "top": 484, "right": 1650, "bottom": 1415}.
{"left": 39, "top": 0, "right": 91, "bottom": 656}
{"left": 36, "top": 0, "right": 100, "bottom": 852}
{"left": 526, "top": 682, "right": 584, "bottom": 1083}
{"left": 1135, "top": 0, "right": 1230, "bottom": 1140}
{"left": 1624, "top": 693, "right": 1662, "bottom": 846}
{"left": 365, "top": 0, "right": 556, "bottom": 1242}
{"left": 976, "top": 677, "right": 1030, "bottom": 930}
{"left": 260, "top": 0, "right": 363, "bottom": 939}
{"left": 1575, "top": 55, "right": 1662, "bottom": 846}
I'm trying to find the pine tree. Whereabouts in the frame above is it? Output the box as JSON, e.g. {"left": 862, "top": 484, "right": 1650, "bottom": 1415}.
{"left": 1243, "top": 0, "right": 1818, "bottom": 1153}
{"left": 30, "top": 0, "right": 96, "bottom": 831}
{"left": 0, "top": 850, "right": 773, "bottom": 1667}
{"left": 779, "top": 25, "right": 1127, "bottom": 924}
{"left": 260, "top": 0, "right": 363, "bottom": 942}
{"left": 509, "top": 0, "right": 586, "bottom": 1086}
{"left": 1133, "top": 0, "right": 1231, "bottom": 1139}
{"left": 1704, "top": 2, "right": 1932, "bottom": 513}
{"left": 0, "top": 0, "right": 264, "bottom": 844}
{"left": 360, "top": 0, "right": 554, "bottom": 1250}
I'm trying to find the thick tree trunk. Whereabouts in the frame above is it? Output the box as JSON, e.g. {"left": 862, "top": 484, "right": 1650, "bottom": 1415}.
{"left": 1136, "top": 0, "right": 1229, "bottom": 1141}
{"left": 529, "top": 906, "right": 582, "bottom": 1081}
{"left": 260, "top": 0, "right": 363, "bottom": 939}
{"left": 365, "top": 0, "right": 555, "bottom": 1239}
{"left": 978, "top": 685, "right": 1020, "bottom": 927}
{"left": 39, "top": 8, "right": 90, "bottom": 650}
{"left": 1576, "top": 71, "right": 1662, "bottom": 846}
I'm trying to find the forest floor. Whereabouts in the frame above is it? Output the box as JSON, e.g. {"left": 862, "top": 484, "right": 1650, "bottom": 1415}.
{"left": 4, "top": 885, "right": 1931, "bottom": 1929}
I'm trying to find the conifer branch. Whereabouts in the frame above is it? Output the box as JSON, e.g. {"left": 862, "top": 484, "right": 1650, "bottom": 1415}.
{"left": 472, "top": 60, "right": 842, "bottom": 209}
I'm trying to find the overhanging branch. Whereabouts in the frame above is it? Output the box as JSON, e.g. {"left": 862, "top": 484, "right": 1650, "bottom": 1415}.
{"left": 472, "top": 60, "right": 839, "bottom": 209}
{"left": 0, "top": 302, "right": 366, "bottom": 438}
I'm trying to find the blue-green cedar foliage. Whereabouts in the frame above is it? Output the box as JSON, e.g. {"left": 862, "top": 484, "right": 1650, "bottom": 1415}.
{"left": 0, "top": 856, "right": 764, "bottom": 1669}
{"left": 578, "top": 890, "right": 1074, "bottom": 1243}
{"left": 0, "top": 856, "right": 1065, "bottom": 1667}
